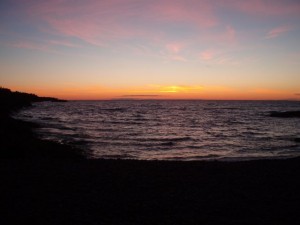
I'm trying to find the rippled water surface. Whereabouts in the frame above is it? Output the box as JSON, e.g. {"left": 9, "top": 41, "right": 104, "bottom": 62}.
{"left": 16, "top": 100, "right": 300, "bottom": 160}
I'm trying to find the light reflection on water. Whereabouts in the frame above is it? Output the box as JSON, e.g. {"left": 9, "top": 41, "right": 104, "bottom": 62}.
{"left": 16, "top": 100, "right": 300, "bottom": 161}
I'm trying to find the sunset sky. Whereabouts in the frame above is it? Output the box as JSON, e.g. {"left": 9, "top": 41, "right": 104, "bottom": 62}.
{"left": 0, "top": 0, "right": 300, "bottom": 100}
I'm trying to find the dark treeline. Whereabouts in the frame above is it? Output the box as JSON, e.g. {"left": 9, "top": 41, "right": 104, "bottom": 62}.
{"left": 0, "top": 87, "right": 65, "bottom": 116}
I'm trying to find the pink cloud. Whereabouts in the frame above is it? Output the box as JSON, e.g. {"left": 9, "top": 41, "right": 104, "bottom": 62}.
{"left": 25, "top": 0, "right": 150, "bottom": 46}
{"left": 165, "top": 42, "right": 184, "bottom": 54}
{"left": 22, "top": 0, "right": 222, "bottom": 61}
{"left": 151, "top": 0, "right": 218, "bottom": 28}
{"left": 160, "top": 41, "right": 188, "bottom": 62}
{"left": 24, "top": 0, "right": 219, "bottom": 47}
{"left": 17, "top": 0, "right": 299, "bottom": 62}
{"left": 200, "top": 50, "right": 215, "bottom": 61}
{"left": 208, "top": 25, "right": 237, "bottom": 45}
{"left": 265, "top": 25, "right": 292, "bottom": 39}
{"left": 224, "top": 26, "right": 236, "bottom": 43}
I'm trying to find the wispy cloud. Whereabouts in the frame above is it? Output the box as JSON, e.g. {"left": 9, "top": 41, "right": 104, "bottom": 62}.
{"left": 200, "top": 49, "right": 215, "bottom": 61}
{"left": 122, "top": 94, "right": 161, "bottom": 97}
{"left": 216, "top": 56, "right": 240, "bottom": 66}
{"left": 165, "top": 42, "right": 184, "bottom": 54}
{"left": 9, "top": 40, "right": 49, "bottom": 51}
{"left": 8, "top": 39, "right": 79, "bottom": 54}
{"left": 199, "top": 49, "right": 240, "bottom": 66}
{"left": 160, "top": 41, "right": 188, "bottom": 62}
{"left": 152, "top": 0, "right": 217, "bottom": 28}
{"left": 295, "top": 93, "right": 300, "bottom": 96}
{"left": 5, "top": 0, "right": 299, "bottom": 64}
{"left": 23, "top": 0, "right": 218, "bottom": 48}
{"left": 48, "top": 40, "right": 80, "bottom": 48}
{"left": 265, "top": 25, "right": 292, "bottom": 39}
{"left": 150, "top": 85, "right": 203, "bottom": 93}
{"left": 223, "top": 0, "right": 300, "bottom": 17}
{"left": 166, "top": 54, "right": 187, "bottom": 62}
{"left": 223, "top": 26, "right": 236, "bottom": 44}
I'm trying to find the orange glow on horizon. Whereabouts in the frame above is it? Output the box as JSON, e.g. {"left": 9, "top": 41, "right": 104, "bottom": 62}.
{"left": 7, "top": 84, "right": 299, "bottom": 101}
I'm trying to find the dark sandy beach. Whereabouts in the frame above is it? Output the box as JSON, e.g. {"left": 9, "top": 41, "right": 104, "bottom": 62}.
{"left": 1, "top": 88, "right": 300, "bottom": 224}
{"left": 1, "top": 158, "right": 300, "bottom": 225}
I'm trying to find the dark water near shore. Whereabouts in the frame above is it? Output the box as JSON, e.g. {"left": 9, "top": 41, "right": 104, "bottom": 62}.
{"left": 15, "top": 100, "right": 300, "bottom": 160}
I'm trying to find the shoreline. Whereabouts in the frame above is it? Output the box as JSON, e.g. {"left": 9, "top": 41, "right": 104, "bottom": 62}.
{"left": 0, "top": 88, "right": 83, "bottom": 159}
{"left": 0, "top": 113, "right": 84, "bottom": 158}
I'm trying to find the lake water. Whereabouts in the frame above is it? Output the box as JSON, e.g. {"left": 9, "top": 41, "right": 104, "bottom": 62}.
{"left": 16, "top": 100, "right": 300, "bottom": 161}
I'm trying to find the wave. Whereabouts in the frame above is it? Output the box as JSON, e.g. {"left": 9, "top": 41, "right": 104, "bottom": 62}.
{"left": 15, "top": 100, "right": 300, "bottom": 161}
{"left": 108, "top": 121, "right": 144, "bottom": 125}
{"left": 99, "top": 108, "right": 127, "bottom": 112}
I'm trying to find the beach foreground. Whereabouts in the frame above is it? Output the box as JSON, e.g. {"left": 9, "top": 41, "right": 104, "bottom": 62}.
{"left": 1, "top": 158, "right": 300, "bottom": 225}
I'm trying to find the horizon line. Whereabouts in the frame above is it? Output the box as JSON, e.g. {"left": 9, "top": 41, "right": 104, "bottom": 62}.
{"left": 66, "top": 98, "right": 300, "bottom": 101}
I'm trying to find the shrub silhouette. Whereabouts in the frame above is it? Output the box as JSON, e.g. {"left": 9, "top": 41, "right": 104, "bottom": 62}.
{"left": 0, "top": 87, "right": 65, "bottom": 116}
